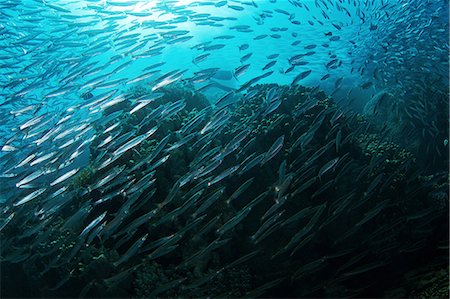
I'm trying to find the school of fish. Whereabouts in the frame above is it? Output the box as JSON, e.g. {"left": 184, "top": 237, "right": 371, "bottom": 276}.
{"left": 0, "top": 0, "right": 448, "bottom": 297}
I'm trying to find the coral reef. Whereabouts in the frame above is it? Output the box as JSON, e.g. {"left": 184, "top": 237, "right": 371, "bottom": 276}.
{"left": 1, "top": 83, "right": 447, "bottom": 299}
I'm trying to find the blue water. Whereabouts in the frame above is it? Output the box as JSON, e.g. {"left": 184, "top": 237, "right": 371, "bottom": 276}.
{"left": 1, "top": 1, "right": 448, "bottom": 134}
{"left": 0, "top": 0, "right": 448, "bottom": 297}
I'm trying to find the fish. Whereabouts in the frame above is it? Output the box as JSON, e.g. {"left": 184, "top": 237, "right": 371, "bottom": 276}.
{"left": 165, "top": 132, "right": 197, "bottom": 152}
{"left": 262, "top": 60, "right": 277, "bottom": 71}
{"left": 181, "top": 238, "right": 231, "bottom": 268}
{"left": 200, "top": 110, "right": 230, "bottom": 134}
{"left": 226, "top": 177, "right": 255, "bottom": 206}
{"left": 80, "top": 212, "right": 107, "bottom": 238}
{"left": 251, "top": 211, "right": 284, "bottom": 244}
{"left": 238, "top": 43, "right": 249, "bottom": 51}
{"left": 216, "top": 206, "right": 252, "bottom": 236}
{"left": 50, "top": 168, "right": 79, "bottom": 186}
{"left": 203, "top": 43, "right": 226, "bottom": 51}
{"left": 192, "top": 187, "right": 225, "bottom": 217}
{"left": 152, "top": 70, "right": 186, "bottom": 91}
{"left": 254, "top": 34, "right": 268, "bottom": 40}
{"left": 244, "top": 278, "right": 285, "bottom": 298}
{"left": 208, "top": 165, "right": 240, "bottom": 186}
{"left": 62, "top": 204, "right": 93, "bottom": 231}
{"left": 291, "top": 70, "right": 312, "bottom": 85}
{"left": 112, "top": 126, "right": 158, "bottom": 158}
{"left": 113, "top": 233, "right": 148, "bottom": 267}
{"left": 234, "top": 64, "right": 251, "bottom": 78}
{"left": 364, "top": 173, "right": 385, "bottom": 198}
{"left": 91, "top": 165, "right": 126, "bottom": 192}
{"left": 16, "top": 169, "right": 47, "bottom": 188}
{"left": 360, "top": 81, "right": 373, "bottom": 89}
{"left": 261, "top": 194, "right": 288, "bottom": 221}
{"left": 238, "top": 153, "right": 265, "bottom": 175}
{"left": 0, "top": 213, "right": 15, "bottom": 232}
{"left": 266, "top": 86, "right": 282, "bottom": 102}
{"left": 262, "top": 98, "right": 282, "bottom": 116}
{"left": 228, "top": 5, "right": 244, "bottom": 11}
{"left": 261, "top": 135, "right": 285, "bottom": 165}
{"left": 340, "top": 261, "right": 387, "bottom": 278}
{"left": 126, "top": 71, "right": 158, "bottom": 86}
{"left": 275, "top": 203, "right": 326, "bottom": 257}
{"left": 13, "top": 188, "right": 46, "bottom": 206}
{"left": 318, "top": 157, "right": 340, "bottom": 179}
{"left": 293, "top": 257, "right": 327, "bottom": 279}
{"left": 240, "top": 52, "right": 253, "bottom": 63}
{"left": 356, "top": 200, "right": 389, "bottom": 227}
